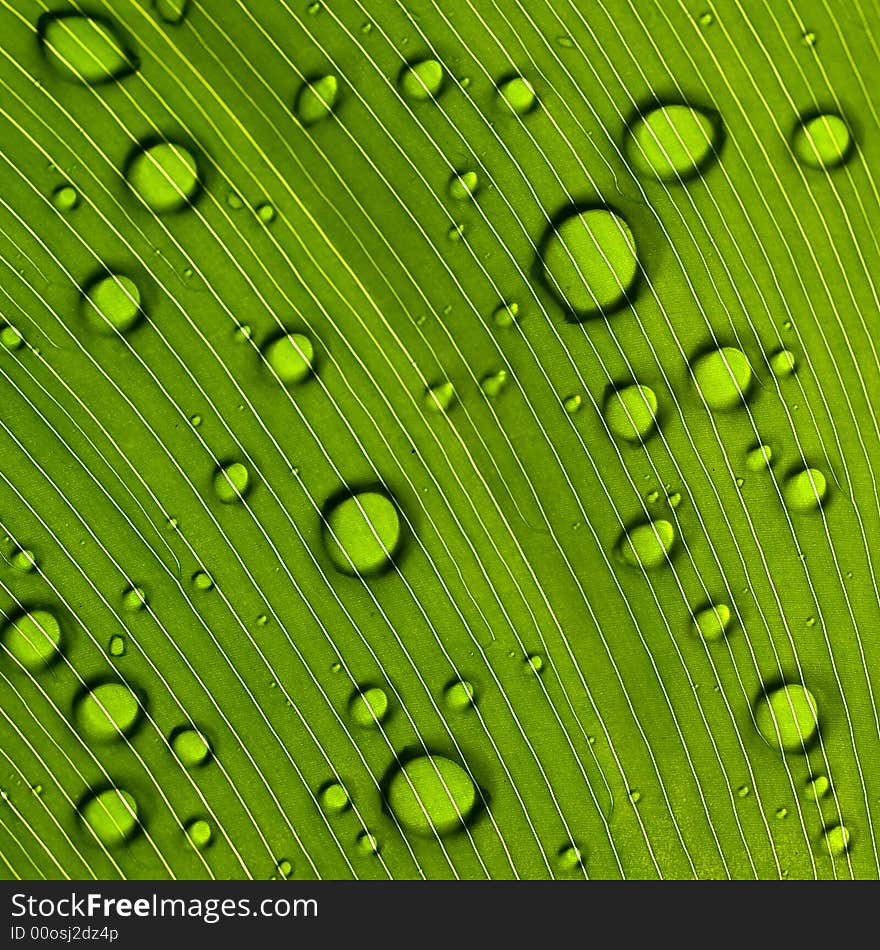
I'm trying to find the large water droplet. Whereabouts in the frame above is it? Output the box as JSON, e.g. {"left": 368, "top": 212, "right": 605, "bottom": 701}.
{"left": 171, "top": 727, "right": 211, "bottom": 767}
{"left": 121, "top": 586, "right": 147, "bottom": 611}
{"left": 783, "top": 467, "right": 827, "bottom": 512}
{"left": 294, "top": 75, "right": 339, "bottom": 125}
{"left": 80, "top": 788, "right": 138, "bottom": 846}
{"left": 81, "top": 273, "right": 142, "bottom": 335}
{"left": 263, "top": 333, "right": 314, "bottom": 384}
{"left": 2, "top": 609, "right": 61, "bottom": 670}
{"left": 618, "top": 520, "right": 675, "bottom": 569}
{"left": 542, "top": 208, "right": 639, "bottom": 319}
{"left": 387, "top": 755, "right": 478, "bottom": 836}
{"left": 793, "top": 113, "right": 853, "bottom": 169}
{"left": 126, "top": 141, "right": 200, "bottom": 213}
{"left": 76, "top": 683, "right": 141, "bottom": 742}
{"left": 319, "top": 782, "right": 350, "bottom": 815}
{"left": 399, "top": 59, "right": 444, "bottom": 100}
{"left": 692, "top": 603, "right": 732, "bottom": 641}
{"left": 497, "top": 75, "right": 537, "bottom": 114}
{"left": 39, "top": 13, "right": 138, "bottom": 84}
{"left": 356, "top": 831, "right": 380, "bottom": 855}
{"left": 213, "top": 462, "right": 250, "bottom": 504}
{"left": 755, "top": 684, "right": 819, "bottom": 753}
{"left": 322, "top": 490, "right": 402, "bottom": 577}
{"left": 349, "top": 686, "right": 389, "bottom": 728}
{"left": 108, "top": 634, "right": 126, "bottom": 657}
{"left": 603, "top": 384, "right": 659, "bottom": 442}
{"left": 691, "top": 346, "right": 752, "bottom": 409}
{"left": 154, "top": 0, "right": 189, "bottom": 23}
{"left": 10, "top": 548, "right": 37, "bottom": 573}
{"left": 0, "top": 324, "right": 23, "bottom": 349}
{"left": 626, "top": 104, "right": 722, "bottom": 181}
{"left": 805, "top": 774, "right": 830, "bottom": 800}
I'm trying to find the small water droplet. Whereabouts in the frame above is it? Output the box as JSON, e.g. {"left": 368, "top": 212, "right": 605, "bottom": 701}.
{"left": 80, "top": 788, "right": 138, "bottom": 846}
{"left": 557, "top": 843, "right": 583, "bottom": 870}
{"left": 256, "top": 613, "right": 268, "bottom": 627}
{"left": 263, "top": 332, "right": 314, "bottom": 384}
{"left": 349, "top": 686, "right": 389, "bottom": 728}
{"left": 256, "top": 202, "right": 276, "bottom": 223}
{"left": 122, "top": 586, "right": 147, "bottom": 611}
{"left": 213, "top": 462, "right": 250, "bottom": 504}
{"left": 801, "top": 30, "right": 817, "bottom": 47}
{"left": 691, "top": 346, "right": 752, "bottom": 409}
{"left": 399, "top": 59, "right": 445, "bottom": 101}
{"left": 319, "top": 782, "right": 350, "bottom": 815}
{"left": 823, "top": 824, "right": 851, "bottom": 856}
{"left": 39, "top": 12, "right": 138, "bottom": 84}
{"left": 108, "top": 634, "right": 126, "bottom": 657}
{"left": 360, "top": 21, "right": 373, "bottom": 34}
{"left": 448, "top": 171, "right": 478, "bottom": 201}
{"left": 480, "top": 368, "right": 509, "bottom": 398}
{"left": 192, "top": 570, "right": 213, "bottom": 591}
{"left": 295, "top": 75, "right": 338, "bottom": 125}
{"left": 10, "top": 547, "right": 37, "bottom": 573}
{"left": 0, "top": 324, "right": 24, "bottom": 350}
{"left": 769, "top": 349, "right": 797, "bottom": 377}
{"left": 234, "top": 323, "right": 253, "bottom": 344}
{"left": 154, "top": 0, "right": 189, "bottom": 23}
{"left": 497, "top": 75, "right": 537, "bottom": 114}
{"left": 356, "top": 831, "right": 380, "bottom": 855}
{"left": 617, "top": 519, "right": 675, "bottom": 569}
{"left": 32, "top": 784, "right": 43, "bottom": 796}
{"left": 735, "top": 476, "right": 745, "bottom": 488}
{"left": 81, "top": 273, "right": 142, "bottom": 335}
{"left": 330, "top": 661, "right": 342, "bottom": 674}
{"left": 1, "top": 609, "right": 62, "bottom": 669}
{"left": 746, "top": 444, "right": 773, "bottom": 471}
{"left": 171, "top": 727, "right": 212, "bottom": 767}
{"left": 444, "top": 679, "right": 475, "bottom": 710}
{"left": 783, "top": 467, "right": 827, "bottom": 512}
{"left": 628, "top": 789, "right": 642, "bottom": 804}
{"left": 775, "top": 807, "right": 789, "bottom": 819}
{"left": 190, "top": 414, "right": 202, "bottom": 427}
{"left": 525, "top": 653, "right": 544, "bottom": 673}
{"left": 52, "top": 184, "right": 79, "bottom": 211}
{"left": 626, "top": 104, "right": 722, "bottom": 182}
{"left": 793, "top": 113, "right": 853, "bottom": 169}
{"left": 646, "top": 489, "right": 660, "bottom": 503}
{"left": 423, "top": 381, "right": 456, "bottom": 413}
{"left": 692, "top": 603, "right": 732, "bottom": 641}
{"left": 603, "top": 384, "right": 659, "bottom": 442}
{"left": 563, "top": 394, "right": 582, "bottom": 414}
{"left": 737, "top": 784, "right": 750, "bottom": 798}
{"left": 126, "top": 141, "right": 200, "bottom": 213}
{"left": 186, "top": 817, "right": 212, "bottom": 848}
{"left": 806, "top": 616, "right": 817, "bottom": 628}
{"left": 805, "top": 774, "right": 830, "bottom": 800}
{"left": 76, "top": 683, "right": 141, "bottom": 742}
{"left": 322, "top": 489, "right": 402, "bottom": 576}
{"left": 387, "top": 755, "right": 478, "bottom": 836}
{"left": 277, "top": 858, "right": 293, "bottom": 877}
{"left": 755, "top": 683, "right": 819, "bottom": 753}
{"left": 556, "top": 35, "right": 575, "bottom": 49}
{"left": 492, "top": 301, "right": 519, "bottom": 328}
{"left": 447, "top": 222, "right": 465, "bottom": 242}
{"left": 698, "top": 11, "right": 714, "bottom": 27}
{"left": 226, "top": 191, "right": 243, "bottom": 210}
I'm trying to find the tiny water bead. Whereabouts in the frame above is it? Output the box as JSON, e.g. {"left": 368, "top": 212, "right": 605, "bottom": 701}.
{"left": 542, "top": 208, "right": 639, "bottom": 319}
{"left": 76, "top": 683, "right": 141, "bottom": 742}
{"left": 692, "top": 603, "right": 732, "bottom": 641}
{"left": 172, "top": 727, "right": 212, "bottom": 767}
{"left": 448, "top": 171, "right": 478, "bottom": 201}
{"left": 52, "top": 184, "right": 79, "bottom": 211}
{"left": 10, "top": 547, "right": 37, "bottom": 573}
{"left": 294, "top": 75, "right": 339, "bottom": 125}
{"left": 121, "top": 586, "right": 147, "bottom": 611}
{"left": 493, "top": 302, "right": 519, "bottom": 328}
{"left": 783, "top": 467, "right": 827, "bottom": 512}
{"left": 480, "top": 369, "right": 509, "bottom": 398}
{"left": 525, "top": 653, "right": 544, "bottom": 673}
{"left": 186, "top": 818, "right": 212, "bottom": 849}
{"left": 801, "top": 30, "right": 817, "bottom": 47}
{"left": 755, "top": 684, "right": 819, "bottom": 753}
{"left": 322, "top": 490, "right": 402, "bottom": 577}
{"left": 823, "top": 824, "right": 851, "bottom": 857}
{"left": 691, "top": 346, "right": 752, "bottom": 409}
{"left": 108, "top": 635, "right": 126, "bottom": 657}
{"left": 263, "top": 333, "right": 314, "bottom": 384}
{"left": 444, "top": 679, "right": 475, "bottom": 711}
{"left": 154, "top": 0, "right": 190, "bottom": 24}
{"left": 603, "top": 384, "right": 659, "bottom": 442}
{"left": 39, "top": 13, "right": 138, "bottom": 84}
{"left": 422, "top": 381, "right": 456, "bottom": 413}
{"left": 399, "top": 59, "right": 444, "bottom": 100}
{"left": 497, "top": 75, "right": 537, "bottom": 114}
{"left": 319, "top": 782, "right": 350, "bottom": 815}
{"left": 628, "top": 790, "right": 642, "bottom": 804}
{"left": 80, "top": 788, "right": 138, "bottom": 846}
{"left": 746, "top": 444, "right": 773, "bottom": 471}
{"left": 387, "top": 755, "right": 478, "bottom": 836}
{"left": 805, "top": 775, "right": 830, "bottom": 800}
{"left": 625, "top": 104, "right": 722, "bottom": 182}
{"left": 349, "top": 686, "right": 389, "bottom": 728}
{"left": 793, "top": 113, "right": 853, "bottom": 169}
{"left": 769, "top": 349, "right": 797, "bottom": 377}
{"left": 618, "top": 520, "right": 675, "bottom": 569}
{"left": 775, "top": 807, "right": 789, "bottom": 820}
{"left": 213, "top": 462, "right": 250, "bottom": 504}
{"left": 126, "top": 142, "right": 200, "bottom": 213}
{"left": 2, "top": 609, "right": 61, "bottom": 669}
{"left": 557, "top": 844, "right": 584, "bottom": 871}
{"left": 81, "top": 274, "right": 142, "bottom": 335}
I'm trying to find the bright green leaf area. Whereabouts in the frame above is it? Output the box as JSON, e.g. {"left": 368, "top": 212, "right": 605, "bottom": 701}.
{"left": 0, "top": 0, "right": 878, "bottom": 882}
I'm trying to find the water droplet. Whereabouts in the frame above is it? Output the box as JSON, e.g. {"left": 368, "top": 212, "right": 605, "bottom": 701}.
{"left": 557, "top": 843, "right": 583, "bottom": 870}
{"left": 80, "top": 788, "right": 138, "bottom": 846}
{"left": 0, "top": 324, "right": 24, "bottom": 350}
{"left": 801, "top": 30, "right": 817, "bottom": 47}
{"left": 256, "top": 613, "right": 268, "bottom": 627}
{"left": 360, "top": 21, "right": 373, "bottom": 35}
{"left": 81, "top": 273, "right": 142, "bottom": 335}
{"left": 446, "top": 223, "right": 465, "bottom": 242}
{"left": 108, "top": 635, "right": 126, "bottom": 657}
{"left": 448, "top": 171, "right": 478, "bottom": 201}
{"left": 755, "top": 683, "right": 819, "bottom": 753}
{"left": 423, "top": 381, "right": 456, "bottom": 413}
{"left": 256, "top": 202, "right": 276, "bottom": 223}
{"left": 171, "top": 727, "right": 211, "bottom": 767}
{"left": 737, "top": 784, "right": 750, "bottom": 798}
{"left": 556, "top": 35, "right": 575, "bottom": 49}
{"left": 10, "top": 548, "right": 37, "bottom": 573}
{"left": 322, "top": 489, "right": 402, "bottom": 576}
{"left": 295, "top": 75, "right": 338, "bottom": 125}
{"left": 154, "top": 0, "right": 189, "bottom": 23}
{"left": 234, "top": 323, "right": 253, "bottom": 343}
{"left": 692, "top": 603, "right": 732, "bottom": 641}
{"left": 603, "top": 384, "right": 659, "bottom": 442}
{"left": 783, "top": 467, "right": 827, "bottom": 512}
{"left": 192, "top": 570, "right": 213, "bottom": 591}
{"left": 52, "top": 184, "right": 79, "bottom": 211}
{"left": 646, "top": 489, "right": 660, "bottom": 503}
{"left": 746, "top": 444, "right": 773, "bottom": 471}
{"left": 39, "top": 13, "right": 138, "bottom": 84}
{"left": 698, "top": 11, "right": 714, "bottom": 26}
{"left": 793, "top": 113, "right": 853, "bottom": 169}
{"left": 126, "top": 140, "right": 200, "bottom": 214}
{"left": 330, "top": 661, "right": 342, "bottom": 674}
{"left": 691, "top": 346, "right": 752, "bottom": 409}
{"left": 349, "top": 686, "right": 389, "bottom": 728}
{"left": 542, "top": 207, "right": 639, "bottom": 319}
{"left": 497, "top": 75, "right": 537, "bottom": 114}
{"left": 356, "top": 831, "right": 380, "bottom": 855}
{"left": 32, "top": 784, "right": 43, "bottom": 796}
{"left": 226, "top": 191, "right": 243, "bottom": 210}
{"left": 492, "top": 301, "right": 519, "bottom": 328}
{"left": 76, "top": 683, "right": 141, "bottom": 742}
{"left": 805, "top": 775, "right": 830, "bottom": 800}
{"left": 121, "top": 586, "right": 147, "bottom": 611}
{"left": 625, "top": 104, "right": 722, "bottom": 182}
{"left": 775, "top": 807, "right": 789, "bottom": 819}
{"left": 399, "top": 59, "right": 444, "bottom": 101}
{"left": 444, "top": 679, "right": 475, "bottom": 710}
{"left": 387, "top": 755, "right": 478, "bottom": 836}
{"left": 263, "top": 332, "right": 314, "bottom": 384}
{"left": 769, "top": 349, "right": 797, "bottom": 377}
{"left": 617, "top": 520, "right": 675, "bottom": 569}
{"left": 319, "top": 782, "right": 350, "bottom": 815}
{"left": 186, "top": 818, "right": 212, "bottom": 848}
{"left": 806, "top": 615, "right": 817, "bottom": 628}
{"left": 563, "top": 394, "right": 582, "bottom": 414}
{"left": 1, "top": 609, "right": 61, "bottom": 669}
{"left": 525, "top": 653, "right": 544, "bottom": 673}
{"left": 276, "top": 858, "right": 293, "bottom": 877}
{"left": 307, "top": 0, "right": 321, "bottom": 13}
{"left": 480, "top": 368, "right": 509, "bottom": 397}
{"left": 823, "top": 824, "right": 851, "bottom": 856}
{"left": 190, "top": 414, "right": 202, "bottom": 428}
{"left": 628, "top": 789, "right": 642, "bottom": 804}
{"left": 213, "top": 462, "right": 250, "bottom": 504}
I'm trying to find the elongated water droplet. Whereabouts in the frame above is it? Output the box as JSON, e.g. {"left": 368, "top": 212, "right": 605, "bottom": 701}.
{"left": 783, "top": 467, "right": 827, "bottom": 512}
{"left": 691, "top": 346, "right": 752, "bottom": 409}
{"left": 805, "top": 774, "right": 830, "bottom": 800}
{"left": 793, "top": 113, "right": 853, "bottom": 169}
{"left": 81, "top": 273, "right": 142, "bottom": 335}
{"left": 557, "top": 843, "right": 583, "bottom": 870}
{"left": 322, "top": 490, "right": 402, "bottom": 577}
{"left": 108, "top": 634, "right": 126, "bottom": 657}
{"left": 563, "top": 394, "right": 582, "bottom": 414}
{"left": 448, "top": 171, "right": 478, "bottom": 201}
{"left": 39, "top": 13, "right": 138, "bottom": 84}
{"left": 755, "top": 684, "right": 819, "bottom": 753}
{"left": 80, "top": 788, "right": 138, "bottom": 846}
{"left": 497, "top": 75, "right": 537, "bottom": 114}
{"left": 295, "top": 75, "right": 338, "bottom": 125}
{"left": 349, "top": 686, "right": 388, "bottom": 727}
{"left": 387, "top": 755, "right": 478, "bottom": 836}
{"left": 399, "top": 59, "right": 444, "bottom": 100}
{"left": 263, "top": 333, "right": 314, "bottom": 384}
{"left": 480, "top": 368, "right": 509, "bottom": 397}
{"left": 126, "top": 141, "right": 200, "bottom": 213}
{"left": 603, "top": 384, "right": 659, "bottom": 442}
{"left": 423, "top": 381, "right": 455, "bottom": 413}
{"left": 492, "top": 302, "right": 519, "bottom": 328}
{"left": 626, "top": 104, "right": 722, "bottom": 182}
{"left": 76, "top": 683, "right": 141, "bottom": 742}
{"left": 213, "top": 462, "right": 250, "bottom": 504}
{"left": 172, "top": 727, "right": 212, "bottom": 767}
{"left": 618, "top": 520, "right": 675, "bottom": 569}
{"left": 1, "top": 609, "right": 61, "bottom": 670}
{"left": 692, "top": 603, "right": 732, "bottom": 641}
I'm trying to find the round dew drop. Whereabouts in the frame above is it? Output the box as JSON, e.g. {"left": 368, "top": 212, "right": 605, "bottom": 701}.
{"left": 81, "top": 274, "right": 142, "bottom": 335}
{"left": 618, "top": 520, "right": 675, "bottom": 569}
{"left": 691, "top": 346, "right": 752, "bottom": 409}
{"left": 172, "top": 727, "right": 211, "bottom": 767}
{"left": 186, "top": 818, "right": 212, "bottom": 849}
{"left": 823, "top": 824, "right": 851, "bottom": 857}
{"left": 294, "top": 75, "right": 338, "bottom": 124}
{"left": 263, "top": 333, "right": 314, "bottom": 384}
{"left": 322, "top": 490, "right": 402, "bottom": 577}
{"left": 126, "top": 142, "right": 200, "bottom": 213}
{"left": 39, "top": 13, "right": 138, "bottom": 85}
{"left": 122, "top": 586, "right": 147, "bottom": 611}
{"left": 399, "top": 59, "right": 444, "bottom": 100}
{"left": 320, "top": 783, "right": 350, "bottom": 815}
{"left": 769, "top": 349, "right": 797, "bottom": 377}
{"left": 213, "top": 462, "right": 250, "bottom": 504}
{"left": 1, "top": 609, "right": 61, "bottom": 669}
{"left": 557, "top": 843, "right": 583, "bottom": 871}
{"left": 10, "top": 548, "right": 37, "bottom": 573}
{"left": 746, "top": 444, "right": 773, "bottom": 472}
{"left": 76, "top": 683, "right": 140, "bottom": 742}
{"left": 0, "top": 324, "right": 23, "bottom": 349}
{"left": 783, "top": 467, "right": 827, "bottom": 512}
{"left": 793, "top": 114, "right": 853, "bottom": 169}
{"left": 755, "top": 684, "right": 819, "bottom": 753}
{"left": 626, "top": 104, "right": 721, "bottom": 182}
{"left": 349, "top": 686, "right": 389, "bottom": 728}
{"left": 356, "top": 831, "right": 380, "bottom": 855}
{"left": 497, "top": 76, "right": 537, "bottom": 114}
{"left": 603, "top": 384, "right": 659, "bottom": 442}
{"left": 387, "top": 755, "right": 478, "bottom": 836}
{"left": 80, "top": 788, "right": 138, "bottom": 846}
{"left": 444, "top": 679, "right": 475, "bottom": 711}
{"left": 52, "top": 184, "right": 79, "bottom": 211}
{"left": 692, "top": 603, "right": 732, "bottom": 641}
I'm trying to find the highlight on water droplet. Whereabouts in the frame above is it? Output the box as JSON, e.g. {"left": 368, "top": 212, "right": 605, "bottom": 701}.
{"left": 448, "top": 171, "right": 478, "bottom": 201}
{"left": 154, "top": 0, "right": 189, "bottom": 24}
{"left": 617, "top": 520, "right": 675, "bottom": 569}
{"left": 322, "top": 488, "right": 402, "bottom": 577}
{"left": 126, "top": 141, "right": 200, "bottom": 213}
{"left": 399, "top": 58, "right": 444, "bottom": 101}
{"left": 541, "top": 207, "right": 639, "bottom": 319}
{"left": 81, "top": 273, "right": 142, "bottom": 335}
{"left": 213, "top": 461, "right": 250, "bottom": 504}
{"left": 625, "top": 103, "right": 722, "bottom": 182}
{"left": 38, "top": 12, "right": 138, "bottom": 84}
{"left": 444, "top": 678, "right": 475, "bottom": 711}
{"left": 319, "top": 782, "right": 350, "bottom": 815}
{"left": 603, "top": 383, "right": 659, "bottom": 443}
{"left": 171, "top": 726, "right": 212, "bottom": 767}
{"left": 792, "top": 113, "right": 853, "bottom": 169}
{"left": 52, "top": 184, "right": 79, "bottom": 211}
{"left": 769, "top": 349, "right": 797, "bottom": 377}
{"left": 386, "top": 754, "right": 478, "bottom": 836}
{"left": 783, "top": 466, "right": 827, "bottom": 512}
{"left": 691, "top": 346, "right": 752, "bottom": 410}
{"left": 496, "top": 75, "right": 537, "bottom": 114}
{"left": 823, "top": 823, "right": 851, "bottom": 857}
{"left": 349, "top": 686, "right": 389, "bottom": 728}
{"left": 755, "top": 683, "right": 819, "bottom": 753}
{"left": 423, "top": 381, "right": 455, "bottom": 413}
{"left": 76, "top": 682, "right": 141, "bottom": 742}
{"left": 746, "top": 443, "right": 773, "bottom": 472}
{"left": 186, "top": 818, "right": 212, "bottom": 849}
{"left": 79, "top": 787, "right": 138, "bottom": 846}
{"left": 294, "top": 75, "right": 338, "bottom": 125}
{"left": 263, "top": 332, "right": 314, "bottom": 384}
{"left": 692, "top": 603, "right": 732, "bottom": 641}
{"left": 1, "top": 609, "right": 62, "bottom": 670}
